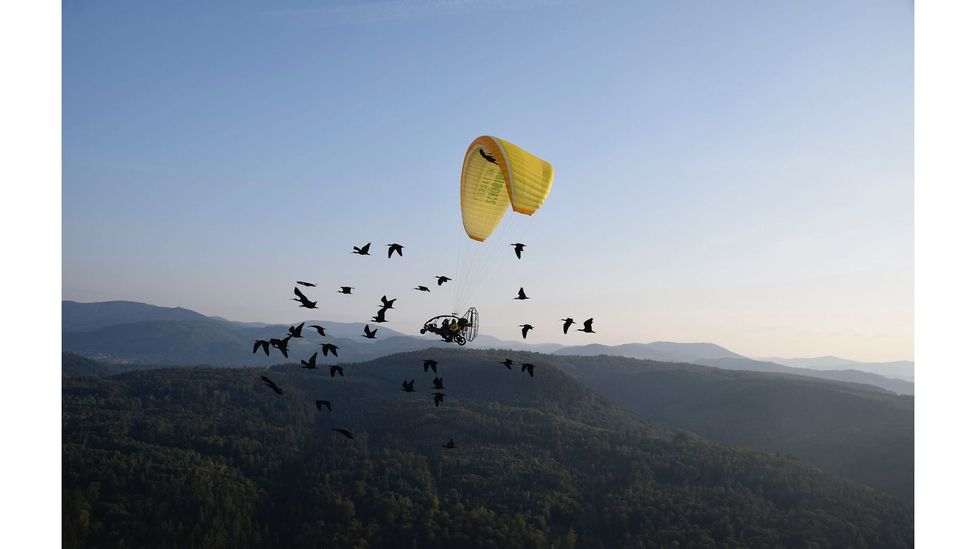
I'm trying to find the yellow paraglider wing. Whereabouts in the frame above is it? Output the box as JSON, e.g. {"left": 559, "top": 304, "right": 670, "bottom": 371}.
{"left": 460, "top": 136, "right": 554, "bottom": 242}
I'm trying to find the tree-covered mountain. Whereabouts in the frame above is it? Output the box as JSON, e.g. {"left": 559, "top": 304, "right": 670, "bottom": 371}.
{"left": 63, "top": 350, "right": 912, "bottom": 548}
{"left": 62, "top": 300, "right": 210, "bottom": 332}
{"left": 548, "top": 354, "right": 914, "bottom": 500}
{"left": 760, "top": 356, "right": 915, "bottom": 382}
{"left": 555, "top": 341, "right": 744, "bottom": 362}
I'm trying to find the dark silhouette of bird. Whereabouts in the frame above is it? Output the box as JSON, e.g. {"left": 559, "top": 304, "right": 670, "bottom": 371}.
{"left": 309, "top": 324, "right": 327, "bottom": 337}
{"left": 479, "top": 148, "right": 497, "bottom": 164}
{"left": 519, "top": 324, "right": 534, "bottom": 339}
{"left": 402, "top": 379, "right": 415, "bottom": 392}
{"left": 338, "top": 286, "right": 354, "bottom": 294}
{"left": 252, "top": 339, "right": 270, "bottom": 356}
{"left": 320, "top": 343, "right": 339, "bottom": 357}
{"left": 330, "top": 365, "right": 344, "bottom": 378}
{"left": 387, "top": 243, "right": 404, "bottom": 258}
{"left": 260, "top": 376, "right": 283, "bottom": 395}
{"left": 333, "top": 428, "right": 354, "bottom": 439}
{"left": 500, "top": 358, "right": 514, "bottom": 369}
{"left": 435, "top": 275, "right": 452, "bottom": 286}
{"left": 431, "top": 377, "right": 444, "bottom": 390}
{"left": 379, "top": 295, "right": 396, "bottom": 310}
{"left": 270, "top": 336, "right": 292, "bottom": 358}
{"left": 511, "top": 243, "right": 525, "bottom": 259}
{"left": 561, "top": 318, "right": 575, "bottom": 334}
{"left": 371, "top": 308, "right": 389, "bottom": 323}
{"left": 514, "top": 287, "right": 529, "bottom": 300}
{"left": 432, "top": 392, "right": 445, "bottom": 407}
{"left": 362, "top": 325, "right": 378, "bottom": 339}
{"left": 296, "top": 281, "right": 316, "bottom": 287}
{"left": 577, "top": 318, "right": 596, "bottom": 333}
{"left": 352, "top": 243, "right": 371, "bottom": 255}
{"left": 442, "top": 438, "right": 456, "bottom": 449}
{"left": 300, "top": 352, "right": 318, "bottom": 369}
{"left": 293, "top": 287, "right": 317, "bottom": 309}
{"left": 315, "top": 400, "right": 332, "bottom": 412}
{"left": 521, "top": 363, "right": 536, "bottom": 377}
{"left": 288, "top": 322, "right": 305, "bottom": 338}
{"left": 423, "top": 359, "right": 438, "bottom": 374}
{"left": 415, "top": 285, "right": 430, "bottom": 292}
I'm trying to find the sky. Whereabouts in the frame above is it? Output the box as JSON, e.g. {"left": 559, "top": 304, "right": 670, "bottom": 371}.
{"left": 62, "top": 0, "right": 913, "bottom": 361}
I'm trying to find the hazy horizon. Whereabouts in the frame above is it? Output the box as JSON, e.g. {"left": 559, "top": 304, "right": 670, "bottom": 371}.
{"left": 63, "top": 1, "right": 913, "bottom": 362}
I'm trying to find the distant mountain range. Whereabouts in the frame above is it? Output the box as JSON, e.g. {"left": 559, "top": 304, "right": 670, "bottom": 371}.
{"left": 61, "top": 300, "right": 913, "bottom": 394}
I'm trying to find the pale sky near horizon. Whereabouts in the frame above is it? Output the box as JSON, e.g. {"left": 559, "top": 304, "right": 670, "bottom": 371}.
{"left": 62, "top": 0, "right": 913, "bottom": 361}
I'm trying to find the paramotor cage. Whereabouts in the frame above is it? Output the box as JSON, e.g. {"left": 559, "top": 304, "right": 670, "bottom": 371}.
{"left": 420, "top": 307, "right": 478, "bottom": 346}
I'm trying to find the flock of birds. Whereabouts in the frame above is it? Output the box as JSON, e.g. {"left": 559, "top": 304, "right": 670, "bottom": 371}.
{"left": 253, "top": 241, "right": 596, "bottom": 449}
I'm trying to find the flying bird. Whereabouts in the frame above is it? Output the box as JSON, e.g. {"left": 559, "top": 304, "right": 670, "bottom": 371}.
{"left": 521, "top": 363, "right": 536, "bottom": 377}
{"left": 423, "top": 359, "right": 438, "bottom": 374}
{"left": 435, "top": 275, "right": 452, "bottom": 286}
{"left": 300, "top": 352, "right": 318, "bottom": 369}
{"left": 387, "top": 243, "right": 404, "bottom": 258}
{"left": 362, "top": 325, "right": 378, "bottom": 339}
{"left": 442, "top": 438, "right": 456, "bottom": 449}
{"left": 511, "top": 243, "right": 525, "bottom": 259}
{"left": 252, "top": 340, "right": 270, "bottom": 356}
{"left": 293, "top": 287, "right": 317, "bottom": 309}
{"left": 500, "top": 358, "right": 514, "bottom": 370}
{"left": 260, "top": 376, "right": 283, "bottom": 395}
{"left": 330, "top": 365, "right": 345, "bottom": 378}
{"left": 352, "top": 243, "right": 371, "bottom": 255}
{"left": 414, "top": 285, "right": 431, "bottom": 292}
{"left": 371, "top": 308, "right": 389, "bottom": 323}
{"left": 402, "top": 379, "right": 415, "bottom": 392}
{"left": 431, "top": 377, "right": 444, "bottom": 390}
{"left": 379, "top": 295, "right": 396, "bottom": 310}
{"left": 288, "top": 322, "right": 305, "bottom": 338}
{"left": 320, "top": 343, "right": 339, "bottom": 357}
{"left": 315, "top": 400, "right": 332, "bottom": 412}
{"left": 519, "top": 324, "right": 534, "bottom": 339}
{"left": 479, "top": 148, "right": 497, "bottom": 164}
{"left": 560, "top": 318, "right": 575, "bottom": 334}
{"left": 514, "top": 287, "right": 529, "bottom": 300}
{"left": 309, "top": 325, "right": 327, "bottom": 337}
{"left": 338, "top": 286, "right": 354, "bottom": 294}
{"left": 432, "top": 392, "right": 445, "bottom": 407}
{"left": 296, "top": 281, "right": 316, "bottom": 287}
{"left": 270, "top": 336, "right": 292, "bottom": 358}
{"left": 577, "top": 318, "right": 596, "bottom": 333}
{"left": 332, "top": 428, "right": 354, "bottom": 439}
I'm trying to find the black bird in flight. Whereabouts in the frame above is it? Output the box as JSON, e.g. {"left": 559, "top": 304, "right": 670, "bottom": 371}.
{"left": 519, "top": 324, "right": 534, "bottom": 339}
{"left": 577, "top": 318, "right": 596, "bottom": 333}
{"left": 315, "top": 400, "right": 332, "bottom": 412}
{"left": 514, "top": 287, "right": 529, "bottom": 300}
{"left": 310, "top": 324, "right": 327, "bottom": 337}
{"left": 432, "top": 392, "right": 445, "bottom": 407}
{"left": 338, "top": 286, "right": 354, "bottom": 294}
{"left": 260, "top": 376, "right": 283, "bottom": 395}
{"left": 362, "top": 325, "right": 378, "bottom": 339}
{"left": 423, "top": 359, "right": 438, "bottom": 374}
{"left": 431, "top": 377, "right": 444, "bottom": 390}
{"left": 253, "top": 339, "right": 270, "bottom": 356}
{"left": 479, "top": 148, "right": 498, "bottom": 164}
{"left": 442, "top": 438, "right": 456, "bottom": 449}
{"left": 330, "top": 365, "right": 345, "bottom": 378}
{"left": 293, "top": 287, "right": 318, "bottom": 309}
{"left": 387, "top": 243, "right": 404, "bottom": 258}
{"left": 371, "top": 308, "right": 389, "bottom": 323}
{"left": 320, "top": 343, "right": 339, "bottom": 357}
{"left": 379, "top": 295, "right": 396, "bottom": 310}
{"left": 296, "top": 281, "right": 316, "bottom": 287}
{"left": 288, "top": 322, "right": 305, "bottom": 338}
{"left": 500, "top": 358, "right": 514, "bottom": 370}
{"left": 560, "top": 318, "right": 575, "bottom": 334}
{"left": 435, "top": 275, "right": 452, "bottom": 286}
{"left": 270, "top": 336, "right": 292, "bottom": 358}
{"left": 402, "top": 379, "right": 415, "bottom": 392}
{"left": 300, "top": 352, "right": 318, "bottom": 369}
{"left": 352, "top": 243, "right": 371, "bottom": 255}
{"left": 333, "top": 428, "right": 355, "bottom": 439}
{"left": 521, "top": 363, "right": 536, "bottom": 377}
{"left": 511, "top": 243, "right": 525, "bottom": 259}
{"left": 415, "top": 285, "right": 431, "bottom": 292}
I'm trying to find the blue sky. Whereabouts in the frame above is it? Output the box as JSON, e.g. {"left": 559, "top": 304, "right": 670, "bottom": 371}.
{"left": 62, "top": 0, "right": 913, "bottom": 361}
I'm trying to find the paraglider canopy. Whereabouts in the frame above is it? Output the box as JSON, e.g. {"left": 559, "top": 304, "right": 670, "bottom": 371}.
{"left": 460, "top": 136, "right": 554, "bottom": 242}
